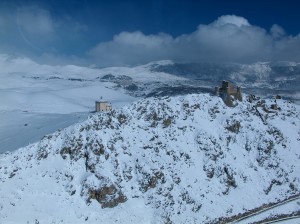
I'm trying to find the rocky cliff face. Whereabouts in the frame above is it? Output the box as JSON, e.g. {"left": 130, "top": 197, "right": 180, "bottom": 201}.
{"left": 0, "top": 94, "right": 299, "bottom": 223}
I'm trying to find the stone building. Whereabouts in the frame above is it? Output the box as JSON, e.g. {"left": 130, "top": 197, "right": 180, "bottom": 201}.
{"left": 95, "top": 101, "right": 112, "bottom": 112}
{"left": 215, "top": 81, "right": 243, "bottom": 107}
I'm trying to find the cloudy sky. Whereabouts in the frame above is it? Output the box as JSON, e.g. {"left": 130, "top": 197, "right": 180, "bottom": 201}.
{"left": 0, "top": 0, "right": 300, "bottom": 66}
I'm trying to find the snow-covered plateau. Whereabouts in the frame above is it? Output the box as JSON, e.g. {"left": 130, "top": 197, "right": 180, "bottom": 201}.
{"left": 0, "top": 93, "right": 299, "bottom": 223}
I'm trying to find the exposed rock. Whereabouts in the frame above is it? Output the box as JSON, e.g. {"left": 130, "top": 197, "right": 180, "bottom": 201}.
{"left": 0, "top": 93, "right": 299, "bottom": 223}
{"left": 88, "top": 185, "right": 127, "bottom": 208}
{"left": 226, "top": 120, "right": 241, "bottom": 133}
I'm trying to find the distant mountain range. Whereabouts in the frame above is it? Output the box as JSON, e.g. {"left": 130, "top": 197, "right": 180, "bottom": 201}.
{"left": 1, "top": 54, "right": 299, "bottom": 101}
{"left": 147, "top": 61, "right": 300, "bottom": 100}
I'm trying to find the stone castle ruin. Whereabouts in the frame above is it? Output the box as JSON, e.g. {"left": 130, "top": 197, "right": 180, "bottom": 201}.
{"left": 215, "top": 81, "right": 243, "bottom": 107}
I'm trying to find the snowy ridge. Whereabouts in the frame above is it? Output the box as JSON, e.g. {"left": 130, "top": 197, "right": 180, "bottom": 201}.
{"left": 0, "top": 94, "right": 299, "bottom": 223}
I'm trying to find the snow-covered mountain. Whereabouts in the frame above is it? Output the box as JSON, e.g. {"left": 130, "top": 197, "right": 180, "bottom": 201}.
{"left": 149, "top": 61, "right": 300, "bottom": 100}
{"left": 1, "top": 54, "right": 299, "bottom": 153}
{"left": 0, "top": 93, "right": 299, "bottom": 223}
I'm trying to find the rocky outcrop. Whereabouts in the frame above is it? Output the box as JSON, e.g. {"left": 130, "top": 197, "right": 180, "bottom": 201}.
{"left": 0, "top": 93, "right": 299, "bottom": 223}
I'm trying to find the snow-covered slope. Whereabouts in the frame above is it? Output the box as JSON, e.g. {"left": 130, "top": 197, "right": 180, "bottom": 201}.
{"left": 1, "top": 54, "right": 299, "bottom": 153}
{"left": 0, "top": 56, "right": 124, "bottom": 152}
{"left": 0, "top": 94, "right": 299, "bottom": 223}
{"left": 0, "top": 55, "right": 187, "bottom": 152}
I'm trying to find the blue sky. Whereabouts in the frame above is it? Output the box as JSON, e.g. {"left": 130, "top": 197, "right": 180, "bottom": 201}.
{"left": 1, "top": 0, "right": 300, "bottom": 66}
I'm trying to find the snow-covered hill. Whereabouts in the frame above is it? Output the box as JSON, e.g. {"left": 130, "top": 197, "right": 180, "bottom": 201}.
{"left": 0, "top": 94, "right": 299, "bottom": 223}
{"left": 1, "top": 53, "right": 299, "bottom": 152}
{"left": 0, "top": 55, "right": 185, "bottom": 152}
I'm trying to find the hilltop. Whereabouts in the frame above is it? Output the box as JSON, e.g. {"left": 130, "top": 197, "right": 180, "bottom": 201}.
{"left": 0, "top": 93, "right": 299, "bottom": 223}
{"left": 1, "top": 54, "right": 300, "bottom": 152}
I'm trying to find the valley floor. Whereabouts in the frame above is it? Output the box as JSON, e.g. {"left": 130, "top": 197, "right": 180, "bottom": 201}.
{"left": 0, "top": 110, "right": 90, "bottom": 153}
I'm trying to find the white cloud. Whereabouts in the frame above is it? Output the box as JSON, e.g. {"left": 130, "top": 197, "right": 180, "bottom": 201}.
{"left": 0, "top": 4, "right": 88, "bottom": 64}
{"left": 88, "top": 15, "right": 300, "bottom": 66}
{"left": 270, "top": 24, "right": 286, "bottom": 39}
{"left": 0, "top": 9, "right": 299, "bottom": 66}
{"left": 272, "top": 34, "right": 300, "bottom": 61}
{"left": 211, "top": 15, "right": 250, "bottom": 27}
{"left": 0, "top": 5, "right": 57, "bottom": 55}
{"left": 17, "top": 6, "right": 54, "bottom": 36}
{"left": 89, "top": 31, "right": 173, "bottom": 66}
{"left": 11, "top": 6, "right": 57, "bottom": 53}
